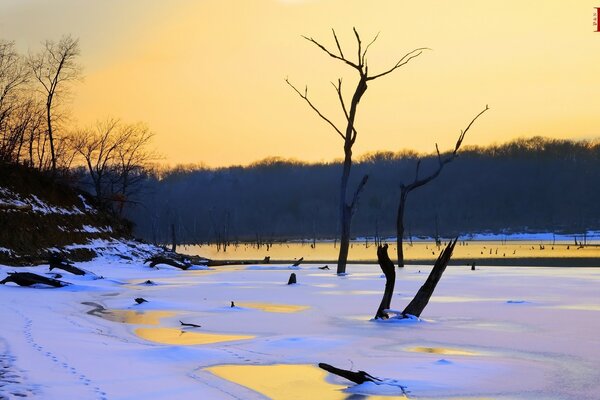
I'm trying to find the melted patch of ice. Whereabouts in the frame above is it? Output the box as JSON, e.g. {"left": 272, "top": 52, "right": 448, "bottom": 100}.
{"left": 135, "top": 328, "right": 254, "bottom": 345}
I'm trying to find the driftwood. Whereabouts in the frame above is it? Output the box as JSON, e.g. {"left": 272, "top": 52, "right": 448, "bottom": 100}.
{"left": 319, "top": 265, "right": 330, "bottom": 270}
{"left": 0, "top": 272, "right": 68, "bottom": 288}
{"left": 287, "top": 272, "right": 297, "bottom": 285}
{"left": 318, "top": 363, "right": 380, "bottom": 385}
{"left": 292, "top": 257, "right": 304, "bottom": 267}
{"left": 375, "top": 244, "right": 395, "bottom": 319}
{"left": 145, "top": 255, "right": 191, "bottom": 270}
{"left": 48, "top": 254, "right": 86, "bottom": 275}
{"left": 206, "top": 256, "right": 270, "bottom": 267}
{"left": 401, "top": 238, "right": 457, "bottom": 318}
{"left": 179, "top": 320, "right": 201, "bottom": 328}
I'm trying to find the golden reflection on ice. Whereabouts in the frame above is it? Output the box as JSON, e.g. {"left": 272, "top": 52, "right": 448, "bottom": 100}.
{"left": 135, "top": 327, "right": 254, "bottom": 345}
{"left": 84, "top": 302, "right": 175, "bottom": 325}
{"left": 550, "top": 304, "right": 600, "bottom": 311}
{"left": 205, "top": 364, "right": 400, "bottom": 400}
{"left": 406, "top": 346, "right": 480, "bottom": 356}
{"left": 237, "top": 302, "right": 309, "bottom": 313}
{"left": 102, "top": 310, "right": 176, "bottom": 325}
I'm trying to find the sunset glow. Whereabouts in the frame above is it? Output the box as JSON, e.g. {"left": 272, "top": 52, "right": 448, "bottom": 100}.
{"left": 2, "top": 0, "right": 599, "bottom": 166}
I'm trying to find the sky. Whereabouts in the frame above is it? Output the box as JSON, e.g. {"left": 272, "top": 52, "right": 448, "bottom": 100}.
{"left": 1, "top": 0, "right": 599, "bottom": 167}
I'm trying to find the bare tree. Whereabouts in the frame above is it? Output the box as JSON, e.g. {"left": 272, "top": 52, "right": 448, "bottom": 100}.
{"left": 29, "top": 35, "right": 81, "bottom": 173}
{"left": 71, "top": 118, "right": 157, "bottom": 212}
{"left": 287, "top": 28, "right": 427, "bottom": 274}
{"left": 71, "top": 118, "right": 126, "bottom": 204}
{"left": 0, "top": 40, "right": 30, "bottom": 162}
{"left": 113, "top": 122, "right": 157, "bottom": 215}
{"left": 396, "top": 106, "right": 489, "bottom": 267}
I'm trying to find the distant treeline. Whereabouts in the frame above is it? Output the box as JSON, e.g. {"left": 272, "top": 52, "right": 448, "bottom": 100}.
{"left": 127, "top": 137, "right": 600, "bottom": 244}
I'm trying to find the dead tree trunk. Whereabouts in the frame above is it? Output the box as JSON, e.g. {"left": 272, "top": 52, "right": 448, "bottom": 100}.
{"left": 287, "top": 28, "right": 427, "bottom": 275}
{"left": 375, "top": 244, "right": 395, "bottom": 319}
{"left": 396, "top": 106, "right": 488, "bottom": 267}
{"left": 171, "top": 223, "right": 177, "bottom": 253}
{"left": 402, "top": 238, "right": 457, "bottom": 318}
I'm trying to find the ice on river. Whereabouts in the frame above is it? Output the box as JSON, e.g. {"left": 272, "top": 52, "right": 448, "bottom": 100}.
{"left": 0, "top": 255, "right": 599, "bottom": 399}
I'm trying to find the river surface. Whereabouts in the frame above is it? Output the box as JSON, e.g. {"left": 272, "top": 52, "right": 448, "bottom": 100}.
{"left": 180, "top": 240, "right": 600, "bottom": 265}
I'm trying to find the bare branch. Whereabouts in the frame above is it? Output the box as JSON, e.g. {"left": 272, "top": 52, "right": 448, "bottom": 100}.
{"left": 404, "top": 105, "right": 489, "bottom": 192}
{"left": 302, "top": 35, "right": 360, "bottom": 70}
{"left": 367, "top": 47, "right": 430, "bottom": 81}
{"left": 454, "top": 104, "right": 489, "bottom": 154}
{"left": 361, "top": 32, "right": 380, "bottom": 66}
{"left": 349, "top": 174, "right": 369, "bottom": 212}
{"left": 353, "top": 27, "right": 362, "bottom": 67}
{"left": 332, "top": 29, "right": 344, "bottom": 59}
{"left": 332, "top": 79, "right": 349, "bottom": 121}
{"left": 286, "top": 77, "right": 345, "bottom": 140}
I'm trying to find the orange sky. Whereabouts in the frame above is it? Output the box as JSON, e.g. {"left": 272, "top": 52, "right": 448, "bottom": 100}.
{"left": 1, "top": 1, "right": 599, "bottom": 167}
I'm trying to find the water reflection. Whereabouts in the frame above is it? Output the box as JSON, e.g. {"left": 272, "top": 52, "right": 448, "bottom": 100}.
{"left": 406, "top": 346, "right": 481, "bottom": 356}
{"left": 236, "top": 302, "right": 309, "bottom": 313}
{"left": 83, "top": 302, "right": 175, "bottom": 325}
{"left": 135, "top": 327, "right": 254, "bottom": 345}
{"left": 182, "top": 241, "right": 600, "bottom": 263}
{"left": 205, "top": 364, "right": 402, "bottom": 399}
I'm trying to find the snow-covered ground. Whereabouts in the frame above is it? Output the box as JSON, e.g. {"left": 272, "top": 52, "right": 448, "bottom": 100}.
{"left": 1, "top": 254, "right": 599, "bottom": 399}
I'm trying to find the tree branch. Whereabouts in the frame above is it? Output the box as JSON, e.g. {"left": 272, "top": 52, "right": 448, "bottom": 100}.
{"left": 403, "top": 105, "right": 489, "bottom": 193}
{"left": 349, "top": 174, "right": 369, "bottom": 212}
{"left": 367, "top": 47, "right": 430, "bottom": 81}
{"left": 301, "top": 35, "right": 360, "bottom": 71}
{"left": 286, "top": 77, "right": 345, "bottom": 140}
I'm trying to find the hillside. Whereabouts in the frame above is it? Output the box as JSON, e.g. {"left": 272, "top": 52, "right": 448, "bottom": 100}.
{"left": 0, "top": 164, "right": 145, "bottom": 265}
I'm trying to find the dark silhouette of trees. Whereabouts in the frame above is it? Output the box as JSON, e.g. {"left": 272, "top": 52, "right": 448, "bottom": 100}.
{"left": 29, "top": 35, "right": 81, "bottom": 173}
{"left": 396, "top": 106, "right": 488, "bottom": 267}
{"left": 71, "top": 118, "right": 156, "bottom": 212}
{"left": 286, "top": 28, "right": 427, "bottom": 274}
{"left": 126, "top": 137, "right": 600, "bottom": 245}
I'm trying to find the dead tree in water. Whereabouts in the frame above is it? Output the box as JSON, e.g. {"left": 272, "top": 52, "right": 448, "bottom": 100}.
{"left": 287, "top": 28, "right": 427, "bottom": 275}
{"left": 374, "top": 239, "right": 457, "bottom": 319}
{"left": 396, "top": 106, "right": 488, "bottom": 267}
{"left": 402, "top": 238, "right": 457, "bottom": 317}
{"left": 375, "top": 244, "right": 395, "bottom": 319}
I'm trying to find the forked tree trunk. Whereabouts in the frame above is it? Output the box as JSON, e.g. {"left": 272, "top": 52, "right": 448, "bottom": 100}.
{"left": 402, "top": 238, "right": 457, "bottom": 318}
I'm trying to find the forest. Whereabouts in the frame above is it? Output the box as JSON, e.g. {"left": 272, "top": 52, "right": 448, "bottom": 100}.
{"left": 126, "top": 136, "right": 600, "bottom": 244}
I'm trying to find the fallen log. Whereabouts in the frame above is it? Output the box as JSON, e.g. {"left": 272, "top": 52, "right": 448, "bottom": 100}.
{"left": 0, "top": 272, "right": 69, "bottom": 288}
{"left": 48, "top": 254, "right": 86, "bottom": 276}
{"left": 292, "top": 257, "right": 304, "bottom": 267}
{"left": 206, "top": 256, "right": 270, "bottom": 267}
{"left": 145, "top": 255, "right": 190, "bottom": 270}
{"left": 374, "top": 244, "right": 395, "bottom": 319}
{"left": 318, "top": 363, "right": 380, "bottom": 385}
{"left": 401, "top": 238, "right": 457, "bottom": 318}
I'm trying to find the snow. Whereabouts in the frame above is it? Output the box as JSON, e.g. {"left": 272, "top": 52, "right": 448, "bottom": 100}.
{"left": 0, "top": 188, "right": 84, "bottom": 215}
{"left": 0, "top": 255, "right": 599, "bottom": 399}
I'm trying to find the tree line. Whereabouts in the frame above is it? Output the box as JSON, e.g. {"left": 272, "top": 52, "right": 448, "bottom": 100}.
{"left": 0, "top": 36, "right": 156, "bottom": 215}
{"left": 127, "top": 136, "right": 600, "bottom": 245}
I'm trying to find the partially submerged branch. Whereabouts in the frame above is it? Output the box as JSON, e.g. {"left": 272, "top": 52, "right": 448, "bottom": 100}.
{"left": 402, "top": 238, "right": 458, "bottom": 318}
{"left": 318, "top": 363, "right": 381, "bottom": 385}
